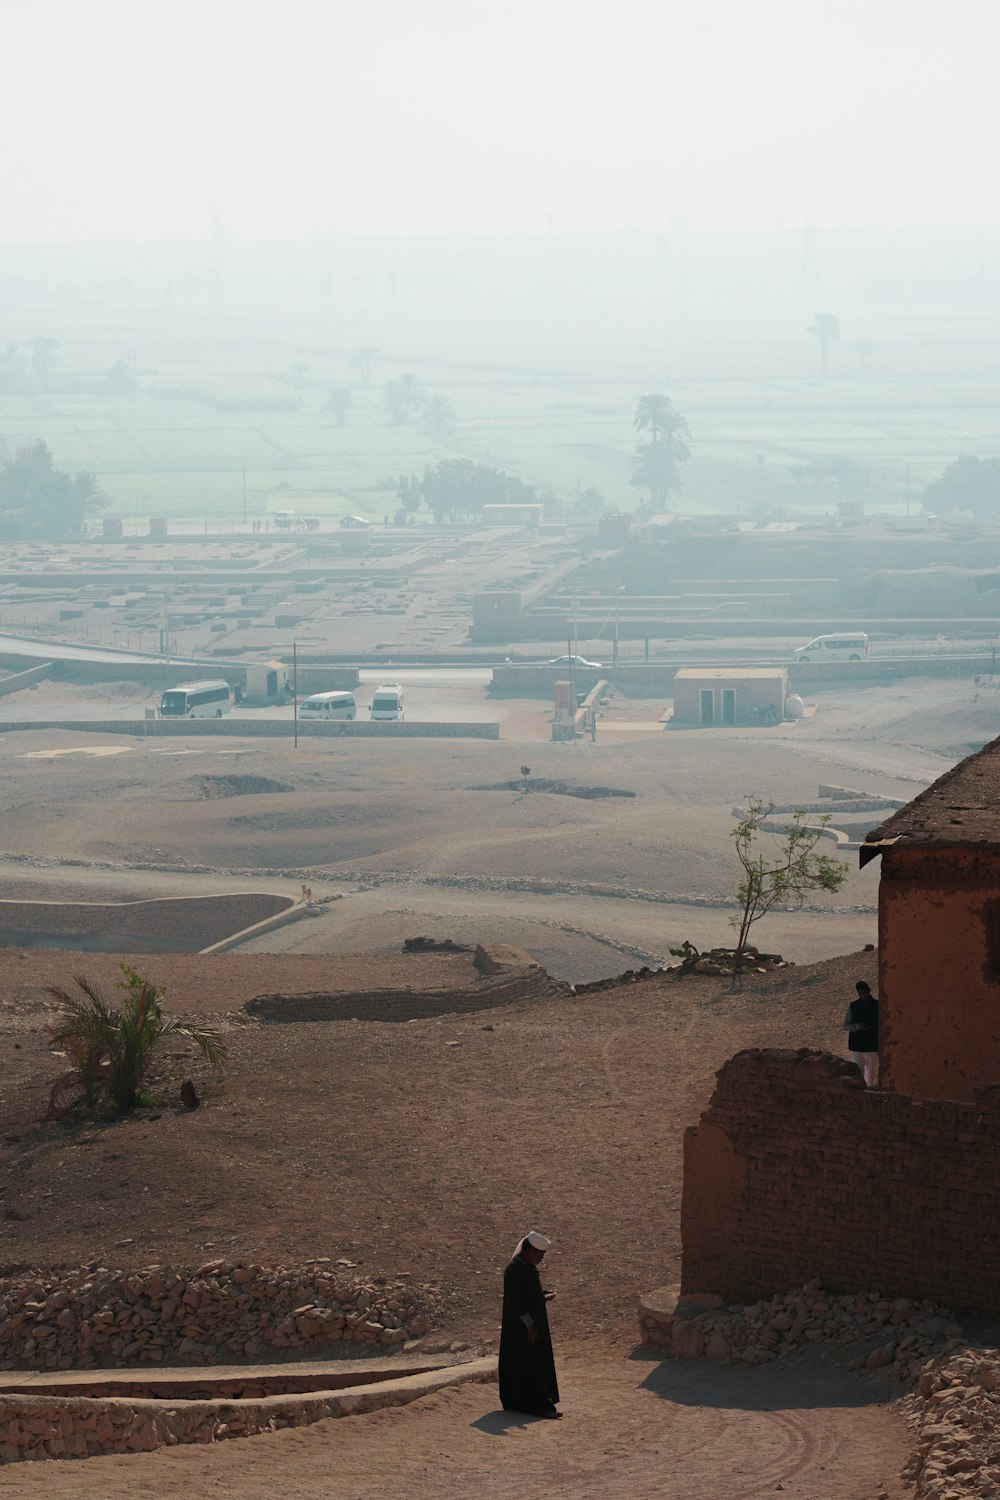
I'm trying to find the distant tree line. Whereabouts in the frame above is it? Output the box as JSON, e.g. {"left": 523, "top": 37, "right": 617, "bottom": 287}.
{"left": 397, "top": 458, "right": 538, "bottom": 522}
{"left": 0, "top": 440, "right": 105, "bottom": 539}
{"left": 923, "top": 456, "right": 1000, "bottom": 516}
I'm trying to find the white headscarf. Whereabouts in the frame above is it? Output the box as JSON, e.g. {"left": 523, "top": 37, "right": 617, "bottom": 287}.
{"left": 513, "top": 1229, "right": 552, "bottom": 1258}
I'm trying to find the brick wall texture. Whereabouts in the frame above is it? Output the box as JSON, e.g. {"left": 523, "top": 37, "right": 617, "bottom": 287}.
{"left": 681, "top": 1048, "right": 1000, "bottom": 1315}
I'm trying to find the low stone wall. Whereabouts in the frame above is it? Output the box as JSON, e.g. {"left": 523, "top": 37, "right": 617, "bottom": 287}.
{"left": 0, "top": 1358, "right": 495, "bottom": 1464}
{"left": 245, "top": 965, "right": 566, "bottom": 1023}
{"left": 903, "top": 1345, "right": 1000, "bottom": 1499}
{"left": 639, "top": 1282, "right": 961, "bottom": 1384}
{"left": 0, "top": 1260, "right": 430, "bottom": 1373}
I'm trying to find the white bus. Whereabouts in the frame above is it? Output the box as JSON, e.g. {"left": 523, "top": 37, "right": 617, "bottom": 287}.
{"left": 299, "top": 690, "right": 357, "bottom": 721}
{"left": 159, "top": 680, "right": 233, "bottom": 718}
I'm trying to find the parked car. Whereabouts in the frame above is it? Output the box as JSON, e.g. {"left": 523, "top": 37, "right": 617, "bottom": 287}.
{"left": 547, "top": 654, "right": 602, "bottom": 669}
{"left": 340, "top": 515, "right": 371, "bottom": 529}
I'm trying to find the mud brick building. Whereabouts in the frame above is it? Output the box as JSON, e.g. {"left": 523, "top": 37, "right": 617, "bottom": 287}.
{"left": 680, "top": 735, "right": 1000, "bottom": 1314}
{"left": 860, "top": 740, "right": 1000, "bottom": 1100}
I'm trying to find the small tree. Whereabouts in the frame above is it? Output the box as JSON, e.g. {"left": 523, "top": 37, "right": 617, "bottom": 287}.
{"left": 729, "top": 796, "right": 848, "bottom": 970}
{"left": 47, "top": 965, "right": 226, "bottom": 1117}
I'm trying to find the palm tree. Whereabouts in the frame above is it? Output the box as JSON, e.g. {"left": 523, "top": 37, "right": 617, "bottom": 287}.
{"left": 808, "top": 314, "right": 840, "bottom": 382}
{"left": 384, "top": 372, "right": 425, "bottom": 425}
{"left": 47, "top": 965, "right": 226, "bottom": 1117}
{"left": 324, "top": 385, "right": 352, "bottom": 426}
{"left": 423, "top": 393, "right": 456, "bottom": 434}
{"left": 634, "top": 393, "right": 689, "bottom": 446}
{"left": 630, "top": 443, "right": 686, "bottom": 510}
{"left": 631, "top": 394, "right": 691, "bottom": 510}
{"left": 350, "top": 347, "right": 380, "bottom": 386}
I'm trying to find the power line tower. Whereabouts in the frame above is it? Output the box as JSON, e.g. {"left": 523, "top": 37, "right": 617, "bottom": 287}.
{"left": 797, "top": 210, "right": 823, "bottom": 314}
{"left": 384, "top": 267, "right": 400, "bottom": 320}
{"left": 209, "top": 203, "right": 225, "bottom": 306}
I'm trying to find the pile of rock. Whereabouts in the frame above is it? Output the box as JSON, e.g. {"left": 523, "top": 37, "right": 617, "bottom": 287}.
{"left": 640, "top": 1281, "right": 962, "bottom": 1381}
{"left": 0, "top": 1260, "right": 432, "bottom": 1371}
{"left": 665, "top": 942, "right": 789, "bottom": 977}
{"left": 903, "top": 1347, "right": 1000, "bottom": 1499}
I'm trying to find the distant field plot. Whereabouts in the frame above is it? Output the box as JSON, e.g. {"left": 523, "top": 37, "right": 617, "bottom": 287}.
{"left": 5, "top": 280, "right": 1000, "bottom": 526}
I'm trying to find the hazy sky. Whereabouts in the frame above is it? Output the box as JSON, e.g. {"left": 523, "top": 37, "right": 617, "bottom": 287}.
{"left": 5, "top": 0, "right": 997, "bottom": 242}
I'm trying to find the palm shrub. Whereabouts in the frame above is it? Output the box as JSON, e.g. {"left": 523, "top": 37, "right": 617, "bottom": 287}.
{"left": 47, "top": 965, "right": 226, "bottom": 1117}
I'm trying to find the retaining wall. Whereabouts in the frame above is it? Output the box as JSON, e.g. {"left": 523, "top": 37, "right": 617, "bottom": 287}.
{"left": 0, "top": 718, "right": 501, "bottom": 740}
{"left": 681, "top": 1050, "right": 1000, "bottom": 1315}
{"left": 245, "top": 965, "right": 566, "bottom": 1023}
{"left": 0, "top": 1260, "right": 430, "bottom": 1374}
{"left": 0, "top": 894, "right": 292, "bottom": 952}
{"left": 0, "top": 1359, "right": 494, "bottom": 1464}
{"left": 0, "top": 663, "right": 54, "bottom": 697}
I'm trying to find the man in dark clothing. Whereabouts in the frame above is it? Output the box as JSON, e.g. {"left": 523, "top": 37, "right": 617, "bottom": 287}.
{"left": 843, "top": 978, "right": 879, "bottom": 1087}
{"left": 499, "top": 1230, "right": 561, "bottom": 1418}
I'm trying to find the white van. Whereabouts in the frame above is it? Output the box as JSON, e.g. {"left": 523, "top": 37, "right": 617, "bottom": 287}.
{"left": 299, "top": 691, "right": 357, "bottom": 721}
{"left": 370, "top": 683, "right": 405, "bottom": 721}
{"left": 793, "top": 633, "right": 870, "bottom": 663}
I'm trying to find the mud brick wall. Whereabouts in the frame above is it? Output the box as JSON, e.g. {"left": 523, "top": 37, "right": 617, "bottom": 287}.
{"left": 245, "top": 967, "right": 566, "bottom": 1023}
{"left": 681, "top": 1049, "right": 1000, "bottom": 1315}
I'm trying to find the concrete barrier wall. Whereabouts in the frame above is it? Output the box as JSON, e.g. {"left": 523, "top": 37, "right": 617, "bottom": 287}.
{"left": 0, "top": 663, "right": 54, "bottom": 697}
{"left": 0, "top": 718, "right": 501, "bottom": 740}
{"left": 0, "top": 894, "right": 292, "bottom": 951}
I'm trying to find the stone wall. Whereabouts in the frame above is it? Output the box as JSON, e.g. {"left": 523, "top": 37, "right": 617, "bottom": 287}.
{"left": 245, "top": 965, "right": 566, "bottom": 1023}
{"left": 681, "top": 1049, "right": 1000, "bottom": 1315}
{"left": 0, "top": 1359, "right": 494, "bottom": 1464}
{"left": 0, "top": 1259, "right": 430, "bottom": 1373}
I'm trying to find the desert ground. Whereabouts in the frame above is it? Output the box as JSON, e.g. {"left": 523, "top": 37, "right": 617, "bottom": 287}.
{"left": 0, "top": 672, "right": 988, "bottom": 1496}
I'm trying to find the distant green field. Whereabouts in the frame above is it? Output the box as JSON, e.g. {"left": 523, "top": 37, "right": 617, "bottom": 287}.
{"left": 3, "top": 277, "right": 999, "bottom": 524}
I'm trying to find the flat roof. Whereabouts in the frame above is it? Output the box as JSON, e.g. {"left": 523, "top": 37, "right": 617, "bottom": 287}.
{"left": 865, "top": 735, "right": 1000, "bottom": 848}
{"left": 674, "top": 667, "right": 786, "bottom": 681}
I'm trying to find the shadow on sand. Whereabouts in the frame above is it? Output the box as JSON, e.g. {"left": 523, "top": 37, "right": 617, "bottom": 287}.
{"left": 629, "top": 1346, "right": 895, "bottom": 1413}
{"left": 471, "top": 1409, "right": 549, "bottom": 1435}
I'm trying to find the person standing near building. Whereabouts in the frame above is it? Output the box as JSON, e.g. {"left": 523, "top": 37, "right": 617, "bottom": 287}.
{"left": 499, "top": 1230, "right": 561, "bottom": 1418}
{"left": 844, "top": 979, "right": 879, "bottom": 1087}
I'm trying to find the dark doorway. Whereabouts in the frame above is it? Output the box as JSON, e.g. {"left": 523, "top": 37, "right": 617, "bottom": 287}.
{"left": 700, "top": 689, "right": 714, "bottom": 725}
{"left": 722, "top": 689, "right": 736, "bottom": 725}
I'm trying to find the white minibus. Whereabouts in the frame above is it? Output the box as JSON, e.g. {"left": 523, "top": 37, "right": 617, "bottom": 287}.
{"left": 793, "top": 633, "right": 870, "bottom": 663}
{"left": 299, "top": 691, "right": 357, "bottom": 721}
{"left": 160, "top": 680, "right": 233, "bottom": 718}
{"left": 370, "top": 684, "right": 405, "bottom": 721}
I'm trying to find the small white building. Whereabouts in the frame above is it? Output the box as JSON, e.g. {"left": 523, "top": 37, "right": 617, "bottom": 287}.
{"left": 671, "top": 667, "right": 787, "bottom": 727}
{"left": 243, "top": 659, "right": 289, "bottom": 704}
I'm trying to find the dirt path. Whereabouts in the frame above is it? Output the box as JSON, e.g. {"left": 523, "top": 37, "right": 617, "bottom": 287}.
{"left": 8, "top": 1344, "right": 911, "bottom": 1499}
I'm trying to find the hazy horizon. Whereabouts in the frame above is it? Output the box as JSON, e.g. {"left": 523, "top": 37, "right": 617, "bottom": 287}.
{"left": 6, "top": 0, "right": 999, "bottom": 244}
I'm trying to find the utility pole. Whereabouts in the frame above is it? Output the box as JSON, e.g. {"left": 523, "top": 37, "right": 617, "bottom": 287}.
{"left": 293, "top": 641, "right": 299, "bottom": 750}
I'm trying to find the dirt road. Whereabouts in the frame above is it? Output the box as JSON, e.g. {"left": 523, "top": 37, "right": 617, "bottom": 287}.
{"left": 6, "top": 1343, "right": 910, "bottom": 1500}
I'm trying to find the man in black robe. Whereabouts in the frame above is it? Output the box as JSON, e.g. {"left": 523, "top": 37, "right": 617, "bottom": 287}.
{"left": 499, "top": 1230, "right": 561, "bottom": 1418}
{"left": 843, "top": 978, "right": 879, "bottom": 1087}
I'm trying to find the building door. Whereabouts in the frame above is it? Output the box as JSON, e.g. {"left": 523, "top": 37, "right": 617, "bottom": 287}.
{"left": 722, "top": 689, "right": 735, "bottom": 725}
{"left": 700, "top": 689, "right": 714, "bottom": 725}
